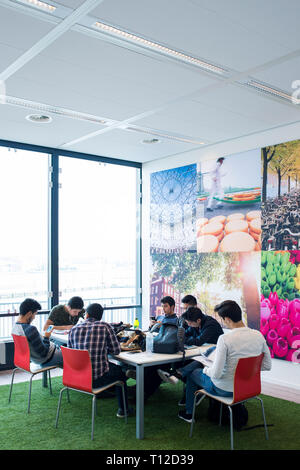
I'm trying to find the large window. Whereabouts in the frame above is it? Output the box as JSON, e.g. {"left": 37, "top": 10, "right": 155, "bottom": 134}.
{"left": 0, "top": 147, "right": 49, "bottom": 314}
{"left": 0, "top": 142, "right": 142, "bottom": 339}
{"left": 58, "top": 157, "right": 140, "bottom": 309}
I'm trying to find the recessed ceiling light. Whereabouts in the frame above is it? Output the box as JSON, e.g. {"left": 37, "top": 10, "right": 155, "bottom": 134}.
{"left": 142, "top": 138, "right": 161, "bottom": 144}
{"left": 15, "top": 0, "right": 56, "bottom": 12}
{"left": 26, "top": 114, "right": 53, "bottom": 123}
{"left": 92, "top": 21, "right": 228, "bottom": 76}
{"left": 127, "top": 126, "right": 205, "bottom": 145}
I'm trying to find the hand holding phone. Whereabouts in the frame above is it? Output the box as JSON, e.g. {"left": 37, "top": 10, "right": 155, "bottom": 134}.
{"left": 44, "top": 325, "right": 54, "bottom": 337}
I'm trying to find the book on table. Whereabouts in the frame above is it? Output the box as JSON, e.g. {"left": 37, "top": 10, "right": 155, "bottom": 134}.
{"left": 193, "top": 346, "right": 216, "bottom": 367}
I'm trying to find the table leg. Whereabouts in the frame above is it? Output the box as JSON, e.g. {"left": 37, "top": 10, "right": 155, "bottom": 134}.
{"left": 136, "top": 364, "right": 144, "bottom": 439}
{"left": 42, "top": 370, "right": 48, "bottom": 388}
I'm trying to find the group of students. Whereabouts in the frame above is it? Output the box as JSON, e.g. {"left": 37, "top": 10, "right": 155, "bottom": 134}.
{"left": 11, "top": 294, "right": 272, "bottom": 424}
{"left": 155, "top": 295, "right": 272, "bottom": 423}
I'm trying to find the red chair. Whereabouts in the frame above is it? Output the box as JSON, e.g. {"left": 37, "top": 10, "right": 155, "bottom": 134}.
{"left": 8, "top": 334, "right": 58, "bottom": 413}
{"left": 189, "top": 354, "right": 269, "bottom": 450}
{"left": 55, "top": 346, "right": 127, "bottom": 440}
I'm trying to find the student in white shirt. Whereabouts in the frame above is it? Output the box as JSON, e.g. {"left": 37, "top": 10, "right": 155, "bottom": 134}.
{"left": 178, "top": 300, "right": 272, "bottom": 423}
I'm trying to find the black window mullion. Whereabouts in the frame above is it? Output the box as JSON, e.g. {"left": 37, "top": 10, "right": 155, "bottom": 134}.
{"left": 48, "top": 152, "right": 59, "bottom": 309}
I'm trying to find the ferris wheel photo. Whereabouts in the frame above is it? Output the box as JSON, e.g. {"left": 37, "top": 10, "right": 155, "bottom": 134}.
{"left": 150, "top": 164, "right": 197, "bottom": 252}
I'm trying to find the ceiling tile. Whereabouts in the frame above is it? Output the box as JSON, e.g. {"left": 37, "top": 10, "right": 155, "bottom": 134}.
{"left": 63, "top": 127, "right": 199, "bottom": 162}
{"left": 191, "top": 82, "right": 300, "bottom": 126}
{"left": 135, "top": 98, "right": 273, "bottom": 142}
{"left": 55, "top": 0, "right": 85, "bottom": 8}
{"left": 0, "top": 5, "right": 54, "bottom": 50}
{"left": 192, "top": 0, "right": 300, "bottom": 50}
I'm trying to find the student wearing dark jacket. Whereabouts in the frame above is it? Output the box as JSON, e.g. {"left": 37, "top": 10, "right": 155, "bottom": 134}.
{"left": 158, "top": 307, "right": 224, "bottom": 406}
{"left": 184, "top": 307, "right": 224, "bottom": 346}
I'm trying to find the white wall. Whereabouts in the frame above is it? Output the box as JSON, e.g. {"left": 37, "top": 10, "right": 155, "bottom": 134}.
{"left": 141, "top": 120, "right": 300, "bottom": 398}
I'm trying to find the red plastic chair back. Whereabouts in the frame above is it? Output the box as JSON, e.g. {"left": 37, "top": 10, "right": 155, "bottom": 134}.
{"left": 12, "top": 334, "right": 31, "bottom": 372}
{"left": 233, "top": 353, "right": 264, "bottom": 403}
{"left": 61, "top": 346, "right": 93, "bottom": 393}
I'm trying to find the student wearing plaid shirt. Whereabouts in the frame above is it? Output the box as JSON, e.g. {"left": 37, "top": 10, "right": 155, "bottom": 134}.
{"left": 68, "top": 303, "right": 132, "bottom": 418}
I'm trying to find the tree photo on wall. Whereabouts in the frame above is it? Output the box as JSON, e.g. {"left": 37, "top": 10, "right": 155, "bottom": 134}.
{"left": 150, "top": 251, "right": 261, "bottom": 328}
{"left": 261, "top": 140, "right": 300, "bottom": 202}
{"left": 261, "top": 139, "right": 300, "bottom": 251}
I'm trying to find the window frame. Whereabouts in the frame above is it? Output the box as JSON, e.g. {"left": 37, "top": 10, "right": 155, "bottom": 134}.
{"left": 0, "top": 138, "right": 142, "bottom": 325}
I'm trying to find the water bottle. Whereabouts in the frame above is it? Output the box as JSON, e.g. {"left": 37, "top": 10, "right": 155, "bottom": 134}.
{"left": 133, "top": 318, "right": 139, "bottom": 329}
{"left": 145, "top": 332, "right": 153, "bottom": 354}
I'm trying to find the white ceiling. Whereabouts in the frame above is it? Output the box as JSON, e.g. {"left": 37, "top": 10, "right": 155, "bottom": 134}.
{"left": 0, "top": 0, "right": 300, "bottom": 163}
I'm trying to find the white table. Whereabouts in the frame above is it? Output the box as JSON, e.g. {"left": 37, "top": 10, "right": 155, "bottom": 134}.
{"left": 112, "top": 346, "right": 211, "bottom": 439}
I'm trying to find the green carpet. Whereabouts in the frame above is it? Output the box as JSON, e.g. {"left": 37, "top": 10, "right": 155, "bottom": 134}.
{"left": 0, "top": 376, "right": 299, "bottom": 450}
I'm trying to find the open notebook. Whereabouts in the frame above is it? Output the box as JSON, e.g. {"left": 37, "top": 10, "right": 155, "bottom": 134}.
{"left": 193, "top": 346, "right": 216, "bottom": 367}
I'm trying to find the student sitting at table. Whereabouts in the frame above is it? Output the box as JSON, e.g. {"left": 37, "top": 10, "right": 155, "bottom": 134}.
{"left": 67, "top": 302, "right": 133, "bottom": 418}
{"left": 43, "top": 296, "right": 85, "bottom": 332}
{"left": 12, "top": 298, "right": 63, "bottom": 368}
{"left": 178, "top": 300, "right": 272, "bottom": 423}
{"left": 157, "top": 306, "right": 224, "bottom": 406}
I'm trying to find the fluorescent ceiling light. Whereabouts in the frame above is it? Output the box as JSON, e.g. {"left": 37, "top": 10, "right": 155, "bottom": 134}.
{"left": 93, "top": 21, "right": 228, "bottom": 76}
{"left": 2, "top": 94, "right": 109, "bottom": 125}
{"left": 15, "top": 0, "right": 56, "bottom": 12}
{"left": 246, "top": 80, "right": 300, "bottom": 104}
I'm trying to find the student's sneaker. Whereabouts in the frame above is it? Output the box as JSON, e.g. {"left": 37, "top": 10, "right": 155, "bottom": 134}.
{"left": 206, "top": 207, "right": 213, "bottom": 212}
{"left": 157, "top": 369, "right": 179, "bottom": 385}
{"left": 178, "top": 410, "right": 193, "bottom": 423}
{"left": 116, "top": 407, "right": 134, "bottom": 418}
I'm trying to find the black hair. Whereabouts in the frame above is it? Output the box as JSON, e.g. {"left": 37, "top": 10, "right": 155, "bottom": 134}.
{"left": 86, "top": 303, "right": 103, "bottom": 321}
{"left": 214, "top": 300, "right": 242, "bottom": 323}
{"left": 184, "top": 307, "right": 205, "bottom": 322}
{"left": 19, "top": 298, "right": 41, "bottom": 316}
{"left": 181, "top": 295, "right": 197, "bottom": 306}
{"left": 217, "top": 157, "right": 225, "bottom": 163}
{"left": 68, "top": 296, "right": 84, "bottom": 310}
{"left": 161, "top": 296, "right": 175, "bottom": 308}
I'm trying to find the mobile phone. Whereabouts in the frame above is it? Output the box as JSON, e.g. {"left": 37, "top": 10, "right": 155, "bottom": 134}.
{"left": 46, "top": 325, "right": 54, "bottom": 333}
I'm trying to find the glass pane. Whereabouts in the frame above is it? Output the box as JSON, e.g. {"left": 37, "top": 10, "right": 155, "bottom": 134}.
{"left": 0, "top": 147, "right": 49, "bottom": 316}
{"left": 59, "top": 158, "right": 140, "bottom": 308}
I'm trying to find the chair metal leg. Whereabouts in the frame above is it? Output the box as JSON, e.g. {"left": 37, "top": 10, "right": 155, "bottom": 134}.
{"left": 8, "top": 368, "right": 18, "bottom": 403}
{"left": 55, "top": 387, "right": 66, "bottom": 428}
{"left": 91, "top": 395, "right": 96, "bottom": 440}
{"left": 219, "top": 402, "right": 223, "bottom": 426}
{"left": 28, "top": 374, "right": 34, "bottom": 414}
{"left": 228, "top": 406, "right": 234, "bottom": 450}
{"left": 189, "top": 395, "right": 197, "bottom": 438}
{"left": 48, "top": 370, "right": 53, "bottom": 395}
{"left": 66, "top": 388, "right": 70, "bottom": 403}
{"left": 189, "top": 393, "right": 206, "bottom": 437}
{"left": 256, "top": 397, "right": 269, "bottom": 440}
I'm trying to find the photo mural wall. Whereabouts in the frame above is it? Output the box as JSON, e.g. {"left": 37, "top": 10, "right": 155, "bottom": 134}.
{"left": 150, "top": 138, "right": 300, "bottom": 364}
